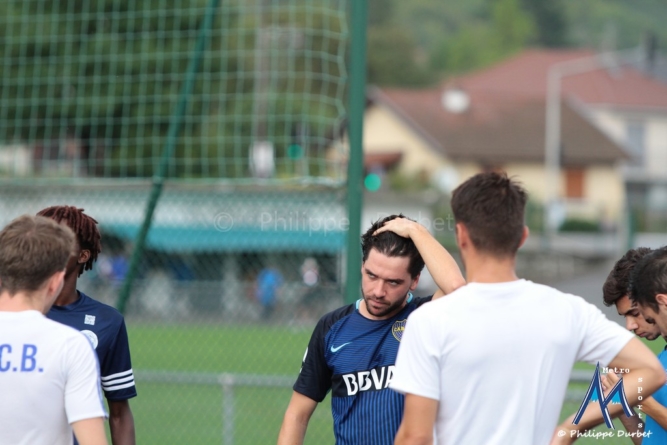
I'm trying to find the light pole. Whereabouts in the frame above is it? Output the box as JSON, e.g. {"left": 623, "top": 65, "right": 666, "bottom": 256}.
{"left": 543, "top": 49, "right": 639, "bottom": 245}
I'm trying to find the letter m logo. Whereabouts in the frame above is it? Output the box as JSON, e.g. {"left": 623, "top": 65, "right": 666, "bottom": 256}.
{"left": 573, "top": 362, "right": 634, "bottom": 429}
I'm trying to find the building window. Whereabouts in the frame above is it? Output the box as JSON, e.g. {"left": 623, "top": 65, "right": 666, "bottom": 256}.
{"left": 626, "top": 121, "right": 646, "bottom": 167}
{"left": 565, "top": 168, "right": 585, "bottom": 199}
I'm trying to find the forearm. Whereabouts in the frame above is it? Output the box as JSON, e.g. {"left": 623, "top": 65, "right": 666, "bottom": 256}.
{"left": 109, "top": 400, "right": 135, "bottom": 445}
{"left": 277, "top": 416, "right": 308, "bottom": 445}
{"left": 409, "top": 225, "right": 464, "bottom": 295}
{"left": 72, "top": 417, "right": 109, "bottom": 445}
{"left": 642, "top": 396, "right": 667, "bottom": 430}
{"left": 277, "top": 393, "right": 316, "bottom": 445}
{"left": 394, "top": 428, "right": 433, "bottom": 445}
{"left": 617, "top": 410, "right": 644, "bottom": 445}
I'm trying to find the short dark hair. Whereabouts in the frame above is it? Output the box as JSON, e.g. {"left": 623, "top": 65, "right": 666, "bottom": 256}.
{"left": 451, "top": 171, "right": 528, "bottom": 257}
{"left": 0, "top": 215, "right": 76, "bottom": 295}
{"left": 361, "top": 214, "right": 424, "bottom": 279}
{"left": 37, "top": 205, "right": 101, "bottom": 276}
{"left": 629, "top": 246, "right": 667, "bottom": 313}
{"left": 602, "top": 247, "right": 653, "bottom": 306}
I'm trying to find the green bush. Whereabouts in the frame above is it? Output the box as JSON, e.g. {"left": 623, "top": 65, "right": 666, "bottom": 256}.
{"left": 559, "top": 218, "right": 600, "bottom": 233}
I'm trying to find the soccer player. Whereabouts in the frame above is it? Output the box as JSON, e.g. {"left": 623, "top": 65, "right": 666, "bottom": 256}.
{"left": 388, "top": 172, "right": 665, "bottom": 445}
{"left": 38, "top": 206, "right": 136, "bottom": 445}
{"left": 0, "top": 215, "right": 108, "bottom": 445}
{"left": 631, "top": 246, "right": 667, "bottom": 339}
{"left": 277, "top": 214, "right": 465, "bottom": 445}
{"left": 602, "top": 247, "right": 667, "bottom": 444}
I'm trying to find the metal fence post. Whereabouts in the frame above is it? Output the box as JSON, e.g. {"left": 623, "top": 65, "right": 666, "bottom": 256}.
{"left": 344, "top": 0, "right": 368, "bottom": 304}
{"left": 220, "top": 373, "right": 235, "bottom": 445}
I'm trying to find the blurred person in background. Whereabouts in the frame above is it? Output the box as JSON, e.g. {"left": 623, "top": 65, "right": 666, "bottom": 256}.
{"left": 388, "top": 172, "right": 664, "bottom": 445}
{"left": 256, "top": 265, "right": 284, "bottom": 320}
{"left": 277, "top": 214, "right": 465, "bottom": 445}
{"left": 602, "top": 247, "right": 667, "bottom": 444}
{"left": 0, "top": 215, "right": 108, "bottom": 445}
{"left": 38, "top": 206, "right": 136, "bottom": 445}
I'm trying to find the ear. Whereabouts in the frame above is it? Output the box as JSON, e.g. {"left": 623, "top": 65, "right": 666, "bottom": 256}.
{"left": 518, "top": 226, "right": 530, "bottom": 249}
{"left": 78, "top": 249, "right": 91, "bottom": 265}
{"left": 46, "top": 270, "right": 66, "bottom": 299}
{"left": 455, "top": 223, "right": 469, "bottom": 249}
{"left": 656, "top": 294, "right": 667, "bottom": 307}
{"left": 409, "top": 273, "right": 420, "bottom": 291}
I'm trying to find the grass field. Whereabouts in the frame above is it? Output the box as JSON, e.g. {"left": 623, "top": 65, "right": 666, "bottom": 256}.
{"left": 123, "top": 322, "right": 664, "bottom": 444}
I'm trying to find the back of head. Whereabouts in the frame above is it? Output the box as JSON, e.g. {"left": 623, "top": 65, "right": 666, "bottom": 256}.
{"left": 0, "top": 215, "right": 76, "bottom": 295}
{"left": 630, "top": 246, "right": 667, "bottom": 312}
{"left": 361, "top": 214, "right": 424, "bottom": 278}
{"left": 37, "top": 205, "right": 101, "bottom": 275}
{"left": 451, "top": 171, "right": 528, "bottom": 257}
{"left": 603, "top": 247, "right": 652, "bottom": 306}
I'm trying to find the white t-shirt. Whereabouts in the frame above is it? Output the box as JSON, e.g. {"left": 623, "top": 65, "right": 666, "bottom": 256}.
{"left": 390, "top": 279, "right": 633, "bottom": 445}
{"left": 0, "top": 310, "right": 107, "bottom": 445}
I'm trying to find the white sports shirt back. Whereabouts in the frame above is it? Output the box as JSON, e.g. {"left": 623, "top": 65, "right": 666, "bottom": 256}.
{"left": 390, "top": 279, "right": 634, "bottom": 445}
{"left": 0, "top": 310, "right": 107, "bottom": 445}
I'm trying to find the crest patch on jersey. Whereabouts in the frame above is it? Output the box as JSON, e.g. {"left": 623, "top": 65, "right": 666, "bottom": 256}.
{"left": 392, "top": 319, "right": 406, "bottom": 342}
{"left": 81, "top": 330, "right": 99, "bottom": 349}
{"left": 84, "top": 314, "right": 96, "bottom": 325}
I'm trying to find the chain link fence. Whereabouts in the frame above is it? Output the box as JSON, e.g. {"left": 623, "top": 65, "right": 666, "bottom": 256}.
{"left": 0, "top": 1, "right": 645, "bottom": 444}
{"left": 0, "top": 184, "right": 347, "bottom": 444}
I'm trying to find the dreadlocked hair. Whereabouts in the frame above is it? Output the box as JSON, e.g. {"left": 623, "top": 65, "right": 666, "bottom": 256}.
{"left": 37, "top": 205, "right": 101, "bottom": 276}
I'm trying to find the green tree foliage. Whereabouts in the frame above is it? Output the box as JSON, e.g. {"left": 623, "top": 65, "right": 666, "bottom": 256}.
{"left": 366, "top": 0, "right": 432, "bottom": 86}
{"left": 0, "top": 0, "right": 346, "bottom": 178}
{"left": 521, "top": 0, "right": 568, "bottom": 47}
{"left": 367, "top": 26, "right": 432, "bottom": 87}
{"left": 431, "top": 0, "right": 535, "bottom": 75}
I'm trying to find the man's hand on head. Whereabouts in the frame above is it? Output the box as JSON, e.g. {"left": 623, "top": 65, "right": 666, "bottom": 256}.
{"left": 373, "top": 217, "right": 422, "bottom": 239}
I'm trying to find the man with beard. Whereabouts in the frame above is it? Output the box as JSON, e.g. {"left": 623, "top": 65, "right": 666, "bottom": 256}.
{"left": 277, "top": 214, "right": 465, "bottom": 445}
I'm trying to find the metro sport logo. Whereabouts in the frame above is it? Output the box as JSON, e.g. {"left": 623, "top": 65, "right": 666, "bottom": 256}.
{"left": 573, "top": 362, "right": 634, "bottom": 429}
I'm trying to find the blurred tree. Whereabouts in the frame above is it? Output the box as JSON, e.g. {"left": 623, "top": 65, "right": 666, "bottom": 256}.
{"left": 368, "top": 26, "right": 433, "bottom": 87}
{"left": 521, "top": 0, "right": 569, "bottom": 47}
{"left": 368, "top": 0, "right": 393, "bottom": 26}
{"left": 0, "top": 0, "right": 346, "bottom": 179}
{"left": 430, "top": 0, "right": 535, "bottom": 75}
{"left": 366, "top": 0, "right": 431, "bottom": 86}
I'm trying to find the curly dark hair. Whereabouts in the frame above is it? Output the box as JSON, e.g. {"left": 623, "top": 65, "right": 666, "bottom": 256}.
{"left": 602, "top": 247, "right": 652, "bottom": 306}
{"left": 361, "top": 214, "right": 424, "bottom": 279}
{"left": 37, "top": 205, "right": 101, "bottom": 276}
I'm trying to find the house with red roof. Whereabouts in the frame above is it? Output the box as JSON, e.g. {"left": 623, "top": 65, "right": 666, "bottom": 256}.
{"left": 332, "top": 49, "right": 667, "bottom": 230}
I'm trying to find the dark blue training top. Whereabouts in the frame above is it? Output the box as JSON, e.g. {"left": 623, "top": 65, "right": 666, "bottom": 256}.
{"left": 47, "top": 291, "right": 137, "bottom": 402}
{"left": 294, "top": 294, "right": 431, "bottom": 445}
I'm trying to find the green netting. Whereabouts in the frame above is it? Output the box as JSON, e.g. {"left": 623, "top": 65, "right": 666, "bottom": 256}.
{"left": 0, "top": 0, "right": 348, "bottom": 182}
{"left": 0, "top": 184, "right": 348, "bottom": 444}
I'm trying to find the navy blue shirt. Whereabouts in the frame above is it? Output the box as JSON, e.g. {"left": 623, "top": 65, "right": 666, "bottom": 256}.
{"left": 47, "top": 291, "right": 137, "bottom": 402}
{"left": 294, "top": 295, "right": 431, "bottom": 445}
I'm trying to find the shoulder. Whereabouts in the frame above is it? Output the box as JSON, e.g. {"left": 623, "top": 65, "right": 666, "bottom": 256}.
{"left": 658, "top": 348, "right": 667, "bottom": 364}
{"left": 78, "top": 292, "right": 126, "bottom": 323}
{"left": 316, "top": 303, "right": 355, "bottom": 331}
{"left": 413, "top": 295, "right": 432, "bottom": 307}
{"left": 42, "top": 318, "right": 96, "bottom": 349}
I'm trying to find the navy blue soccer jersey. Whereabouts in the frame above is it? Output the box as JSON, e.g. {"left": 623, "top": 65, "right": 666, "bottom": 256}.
{"left": 294, "top": 294, "right": 431, "bottom": 445}
{"left": 47, "top": 291, "right": 137, "bottom": 402}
